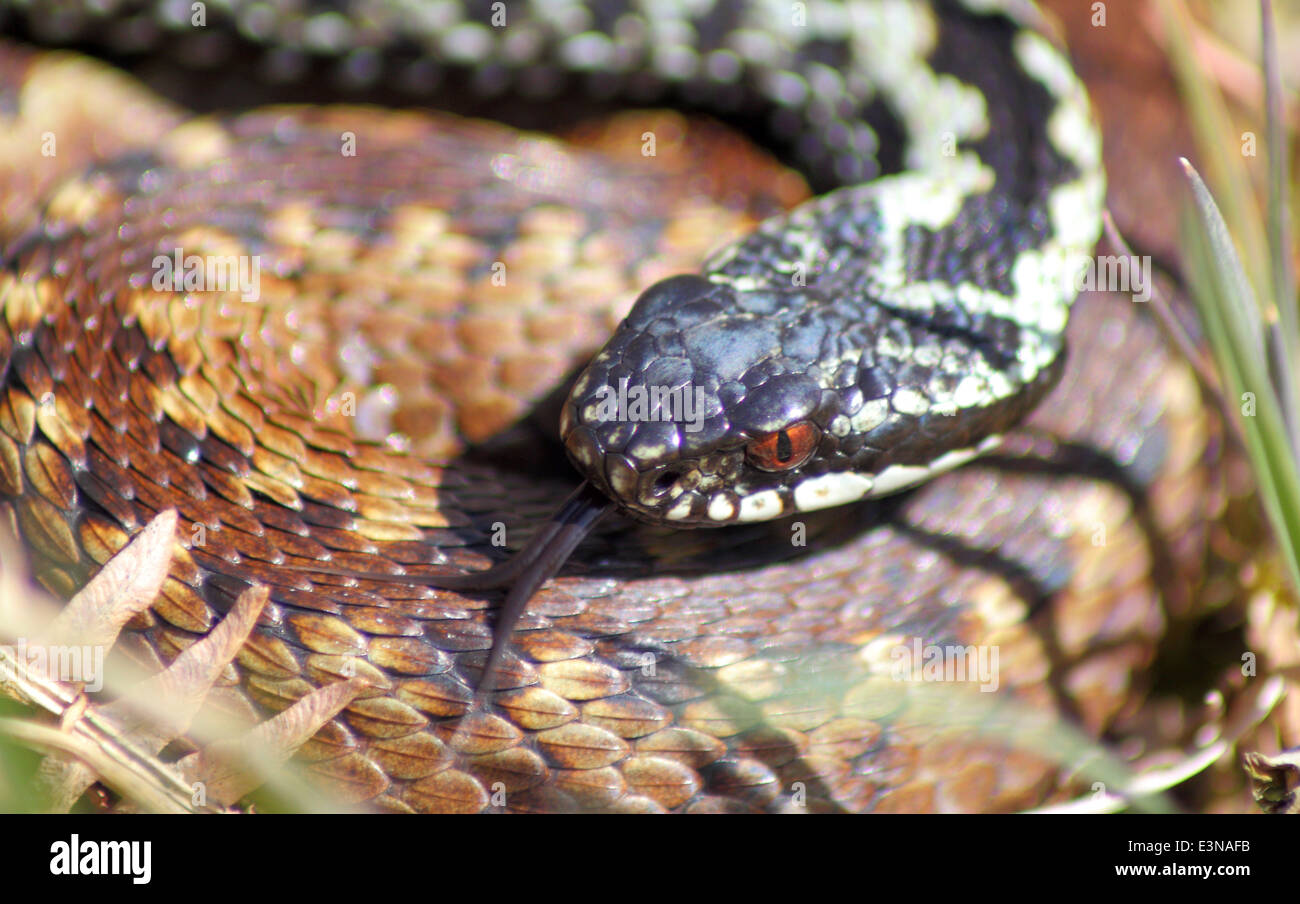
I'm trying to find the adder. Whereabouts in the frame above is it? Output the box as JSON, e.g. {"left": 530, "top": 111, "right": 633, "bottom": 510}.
{"left": 0, "top": 0, "right": 1222, "bottom": 812}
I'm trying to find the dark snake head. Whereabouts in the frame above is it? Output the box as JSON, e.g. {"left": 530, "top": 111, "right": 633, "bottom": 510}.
{"left": 561, "top": 274, "right": 848, "bottom": 526}
{"left": 561, "top": 273, "right": 1060, "bottom": 526}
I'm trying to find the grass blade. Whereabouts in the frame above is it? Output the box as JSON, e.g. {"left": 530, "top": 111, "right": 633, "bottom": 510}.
{"left": 1181, "top": 158, "right": 1300, "bottom": 594}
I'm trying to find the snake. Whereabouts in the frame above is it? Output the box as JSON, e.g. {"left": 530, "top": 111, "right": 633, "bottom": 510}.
{"left": 0, "top": 0, "right": 1222, "bottom": 812}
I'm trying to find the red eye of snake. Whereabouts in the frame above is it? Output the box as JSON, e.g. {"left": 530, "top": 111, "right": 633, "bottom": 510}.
{"left": 746, "top": 421, "right": 820, "bottom": 472}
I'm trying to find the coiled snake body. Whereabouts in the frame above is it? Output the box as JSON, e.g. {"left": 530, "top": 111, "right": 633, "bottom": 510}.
{"left": 0, "top": 0, "right": 1217, "bottom": 812}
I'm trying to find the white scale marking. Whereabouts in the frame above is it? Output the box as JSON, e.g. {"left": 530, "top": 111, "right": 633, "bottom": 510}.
{"left": 793, "top": 471, "right": 876, "bottom": 512}
{"left": 665, "top": 496, "right": 694, "bottom": 521}
{"left": 707, "top": 494, "right": 737, "bottom": 522}
{"left": 737, "top": 489, "right": 783, "bottom": 522}
{"left": 786, "top": 434, "right": 1003, "bottom": 513}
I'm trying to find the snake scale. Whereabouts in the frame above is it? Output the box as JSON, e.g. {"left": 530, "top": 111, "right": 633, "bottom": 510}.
{"left": 0, "top": 0, "right": 1223, "bottom": 812}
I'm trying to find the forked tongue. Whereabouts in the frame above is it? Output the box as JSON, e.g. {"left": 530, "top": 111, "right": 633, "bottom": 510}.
{"left": 467, "top": 481, "right": 612, "bottom": 705}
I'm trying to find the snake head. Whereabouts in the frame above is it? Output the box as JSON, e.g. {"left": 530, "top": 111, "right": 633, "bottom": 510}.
{"left": 560, "top": 274, "right": 848, "bottom": 526}
{"left": 561, "top": 270, "right": 1059, "bottom": 527}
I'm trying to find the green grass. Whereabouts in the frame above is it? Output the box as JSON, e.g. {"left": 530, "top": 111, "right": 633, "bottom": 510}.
{"left": 1161, "top": 0, "right": 1300, "bottom": 597}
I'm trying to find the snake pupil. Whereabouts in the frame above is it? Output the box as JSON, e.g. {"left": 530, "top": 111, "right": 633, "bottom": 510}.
{"left": 776, "top": 430, "right": 793, "bottom": 463}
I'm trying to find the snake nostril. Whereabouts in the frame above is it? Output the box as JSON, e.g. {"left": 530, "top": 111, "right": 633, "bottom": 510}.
{"left": 651, "top": 470, "right": 681, "bottom": 497}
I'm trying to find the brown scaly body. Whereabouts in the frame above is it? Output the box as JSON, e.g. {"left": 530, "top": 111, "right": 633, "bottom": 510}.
{"left": 0, "top": 25, "right": 1226, "bottom": 811}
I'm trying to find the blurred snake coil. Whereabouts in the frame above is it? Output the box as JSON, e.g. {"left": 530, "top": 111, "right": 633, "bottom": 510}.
{"left": 0, "top": 0, "right": 1240, "bottom": 813}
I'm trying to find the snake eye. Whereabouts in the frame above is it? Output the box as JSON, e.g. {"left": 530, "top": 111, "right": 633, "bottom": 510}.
{"left": 746, "top": 421, "right": 820, "bottom": 472}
